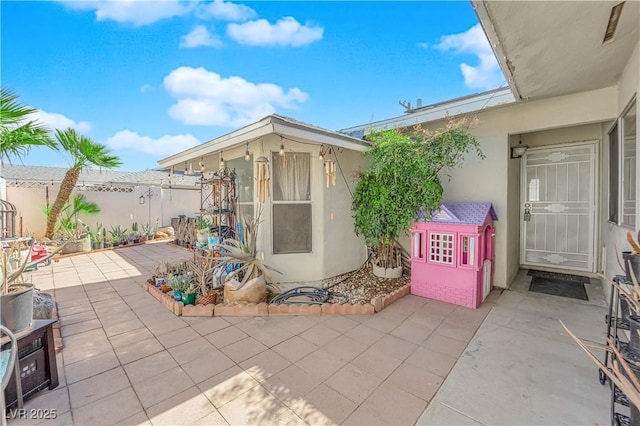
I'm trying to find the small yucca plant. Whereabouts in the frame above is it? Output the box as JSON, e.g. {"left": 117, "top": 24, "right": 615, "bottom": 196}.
{"left": 215, "top": 208, "right": 281, "bottom": 290}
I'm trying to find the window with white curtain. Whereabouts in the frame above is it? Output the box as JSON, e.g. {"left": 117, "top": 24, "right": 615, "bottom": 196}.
{"left": 272, "top": 152, "right": 312, "bottom": 253}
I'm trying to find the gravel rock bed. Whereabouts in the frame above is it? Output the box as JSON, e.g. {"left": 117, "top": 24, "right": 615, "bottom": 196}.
{"left": 322, "top": 266, "right": 410, "bottom": 304}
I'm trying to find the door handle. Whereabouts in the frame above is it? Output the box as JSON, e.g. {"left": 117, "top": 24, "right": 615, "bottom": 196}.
{"left": 523, "top": 203, "right": 531, "bottom": 222}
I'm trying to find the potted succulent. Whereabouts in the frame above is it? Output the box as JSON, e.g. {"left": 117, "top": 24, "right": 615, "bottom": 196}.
{"left": 48, "top": 195, "right": 99, "bottom": 254}
{"left": 109, "top": 225, "right": 126, "bottom": 248}
{"left": 216, "top": 211, "right": 281, "bottom": 304}
{"left": 168, "top": 273, "right": 192, "bottom": 302}
{"left": 142, "top": 223, "right": 155, "bottom": 241}
{"left": 88, "top": 223, "right": 104, "bottom": 250}
{"left": 352, "top": 121, "right": 483, "bottom": 277}
{"left": 195, "top": 218, "right": 211, "bottom": 244}
{"left": 182, "top": 283, "right": 197, "bottom": 306}
{"left": 129, "top": 230, "right": 140, "bottom": 244}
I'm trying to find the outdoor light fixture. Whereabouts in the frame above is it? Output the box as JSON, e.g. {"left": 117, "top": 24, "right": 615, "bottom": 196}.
{"left": 199, "top": 157, "right": 205, "bottom": 173}
{"left": 245, "top": 143, "right": 250, "bottom": 161}
{"left": 279, "top": 137, "right": 285, "bottom": 156}
{"left": 511, "top": 138, "right": 528, "bottom": 159}
{"left": 219, "top": 150, "right": 225, "bottom": 170}
{"left": 319, "top": 144, "right": 325, "bottom": 161}
{"left": 139, "top": 195, "right": 145, "bottom": 204}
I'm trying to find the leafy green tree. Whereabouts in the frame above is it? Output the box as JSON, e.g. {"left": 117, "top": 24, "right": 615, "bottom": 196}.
{"left": 352, "top": 119, "right": 484, "bottom": 270}
{"left": 45, "top": 129, "right": 121, "bottom": 239}
{"left": 0, "top": 87, "right": 56, "bottom": 163}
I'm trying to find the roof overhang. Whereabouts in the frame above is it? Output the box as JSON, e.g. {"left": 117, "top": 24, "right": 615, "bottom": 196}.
{"left": 473, "top": 0, "right": 640, "bottom": 101}
{"left": 340, "top": 88, "right": 515, "bottom": 134}
{"left": 158, "top": 115, "right": 369, "bottom": 169}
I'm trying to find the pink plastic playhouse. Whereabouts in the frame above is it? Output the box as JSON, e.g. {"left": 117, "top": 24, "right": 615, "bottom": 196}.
{"left": 410, "top": 202, "right": 497, "bottom": 309}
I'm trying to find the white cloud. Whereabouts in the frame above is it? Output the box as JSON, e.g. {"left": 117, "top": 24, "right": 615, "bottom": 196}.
{"left": 140, "top": 84, "right": 154, "bottom": 93}
{"left": 60, "top": 0, "right": 192, "bottom": 26}
{"left": 196, "top": 0, "right": 256, "bottom": 21}
{"left": 106, "top": 130, "right": 200, "bottom": 155}
{"left": 432, "top": 24, "right": 504, "bottom": 90}
{"left": 180, "top": 25, "right": 223, "bottom": 48}
{"left": 163, "top": 66, "right": 308, "bottom": 127}
{"left": 30, "top": 110, "right": 92, "bottom": 134}
{"left": 227, "top": 17, "right": 323, "bottom": 47}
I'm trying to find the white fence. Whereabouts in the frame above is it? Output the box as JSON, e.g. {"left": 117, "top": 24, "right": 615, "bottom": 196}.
{"left": 6, "top": 182, "right": 201, "bottom": 239}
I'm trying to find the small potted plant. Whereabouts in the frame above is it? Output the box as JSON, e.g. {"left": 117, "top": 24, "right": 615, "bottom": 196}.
{"left": 168, "top": 273, "right": 192, "bottom": 302}
{"left": 88, "top": 223, "right": 104, "bottom": 250}
{"left": 182, "top": 283, "right": 197, "bottom": 306}
{"left": 109, "top": 225, "right": 126, "bottom": 248}
{"left": 195, "top": 218, "right": 211, "bottom": 244}
{"left": 129, "top": 230, "right": 140, "bottom": 244}
{"left": 142, "top": 223, "right": 155, "bottom": 241}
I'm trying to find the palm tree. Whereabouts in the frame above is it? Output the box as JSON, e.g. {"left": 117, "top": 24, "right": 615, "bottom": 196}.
{"left": 0, "top": 87, "right": 56, "bottom": 163}
{"left": 45, "top": 129, "right": 121, "bottom": 239}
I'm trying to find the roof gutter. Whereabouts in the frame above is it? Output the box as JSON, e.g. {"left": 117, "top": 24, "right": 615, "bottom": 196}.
{"left": 472, "top": 1, "right": 522, "bottom": 101}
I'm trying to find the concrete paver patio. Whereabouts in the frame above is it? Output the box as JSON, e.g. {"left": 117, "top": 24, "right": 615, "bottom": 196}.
{"left": 7, "top": 243, "right": 496, "bottom": 425}
{"left": 7, "top": 243, "right": 615, "bottom": 425}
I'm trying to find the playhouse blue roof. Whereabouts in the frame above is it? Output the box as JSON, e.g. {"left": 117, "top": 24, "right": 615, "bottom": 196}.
{"left": 418, "top": 202, "right": 498, "bottom": 226}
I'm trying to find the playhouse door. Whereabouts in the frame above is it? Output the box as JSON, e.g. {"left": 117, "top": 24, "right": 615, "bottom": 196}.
{"left": 520, "top": 142, "right": 596, "bottom": 272}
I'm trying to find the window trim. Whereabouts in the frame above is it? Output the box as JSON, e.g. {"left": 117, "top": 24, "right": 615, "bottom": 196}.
{"left": 271, "top": 151, "right": 313, "bottom": 254}
{"left": 609, "top": 93, "right": 637, "bottom": 228}
{"left": 427, "top": 231, "right": 456, "bottom": 266}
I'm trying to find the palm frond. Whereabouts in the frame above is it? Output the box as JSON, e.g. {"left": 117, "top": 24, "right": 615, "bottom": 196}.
{"left": 0, "top": 87, "right": 57, "bottom": 162}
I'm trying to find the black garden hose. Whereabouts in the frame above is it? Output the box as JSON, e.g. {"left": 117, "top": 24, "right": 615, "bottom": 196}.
{"left": 271, "top": 252, "right": 373, "bottom": 305}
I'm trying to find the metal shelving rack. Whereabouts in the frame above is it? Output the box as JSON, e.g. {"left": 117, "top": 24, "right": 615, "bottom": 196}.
{"left": 199, "top": 168, "right": 237, "bottom": 240}
{"left": 602, "top": 275, "right": 634, "bottom": 426}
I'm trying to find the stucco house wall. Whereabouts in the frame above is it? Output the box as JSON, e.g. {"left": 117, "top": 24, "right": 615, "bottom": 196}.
{"left": 394, "top": 85, "right": 618, "bottom": 289}
{"left": 236, "top": 134, "right": 367, "bottom": 283}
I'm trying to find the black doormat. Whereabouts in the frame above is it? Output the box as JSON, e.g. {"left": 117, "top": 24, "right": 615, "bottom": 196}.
{"left": 529, "top": 276, "right": 588, "bottom": 300}
{"left": 527, "top": 269, "right": 591, "bottom": 284}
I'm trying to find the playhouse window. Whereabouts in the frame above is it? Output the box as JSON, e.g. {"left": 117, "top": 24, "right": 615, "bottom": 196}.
{"left": 429, "top": 232, "right": 454, "bottom": 265}
{"left": 460, "top": 236, "right": 475, "bottom": 266}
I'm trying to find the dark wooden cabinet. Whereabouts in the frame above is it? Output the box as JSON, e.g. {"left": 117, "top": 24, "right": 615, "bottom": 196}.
{"left": 2, "top": 319, "right": 59, "bottom": 409}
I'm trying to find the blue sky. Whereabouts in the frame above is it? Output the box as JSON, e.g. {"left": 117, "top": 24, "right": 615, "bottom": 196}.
{"left": 1, "top": 1, "right": 505, "bottom": 171}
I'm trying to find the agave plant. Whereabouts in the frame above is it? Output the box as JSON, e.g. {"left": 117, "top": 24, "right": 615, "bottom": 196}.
{"left": 215, "top": 210, "right": 281, "bottom": 289}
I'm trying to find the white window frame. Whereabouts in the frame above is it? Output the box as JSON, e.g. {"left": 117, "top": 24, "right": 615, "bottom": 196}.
{"left": 428, "top": 231, "right": 455, "bottom": 265}
{"left": 609, "top": 94, "right": 637, "bottom": 228}
{"left": 271, "top": 151, "right": 312, "bottom": 254}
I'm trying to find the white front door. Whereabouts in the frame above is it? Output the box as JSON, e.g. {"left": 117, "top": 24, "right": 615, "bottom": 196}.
{"left": 520, "top": 141, "right": 597, "bottom": 272}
